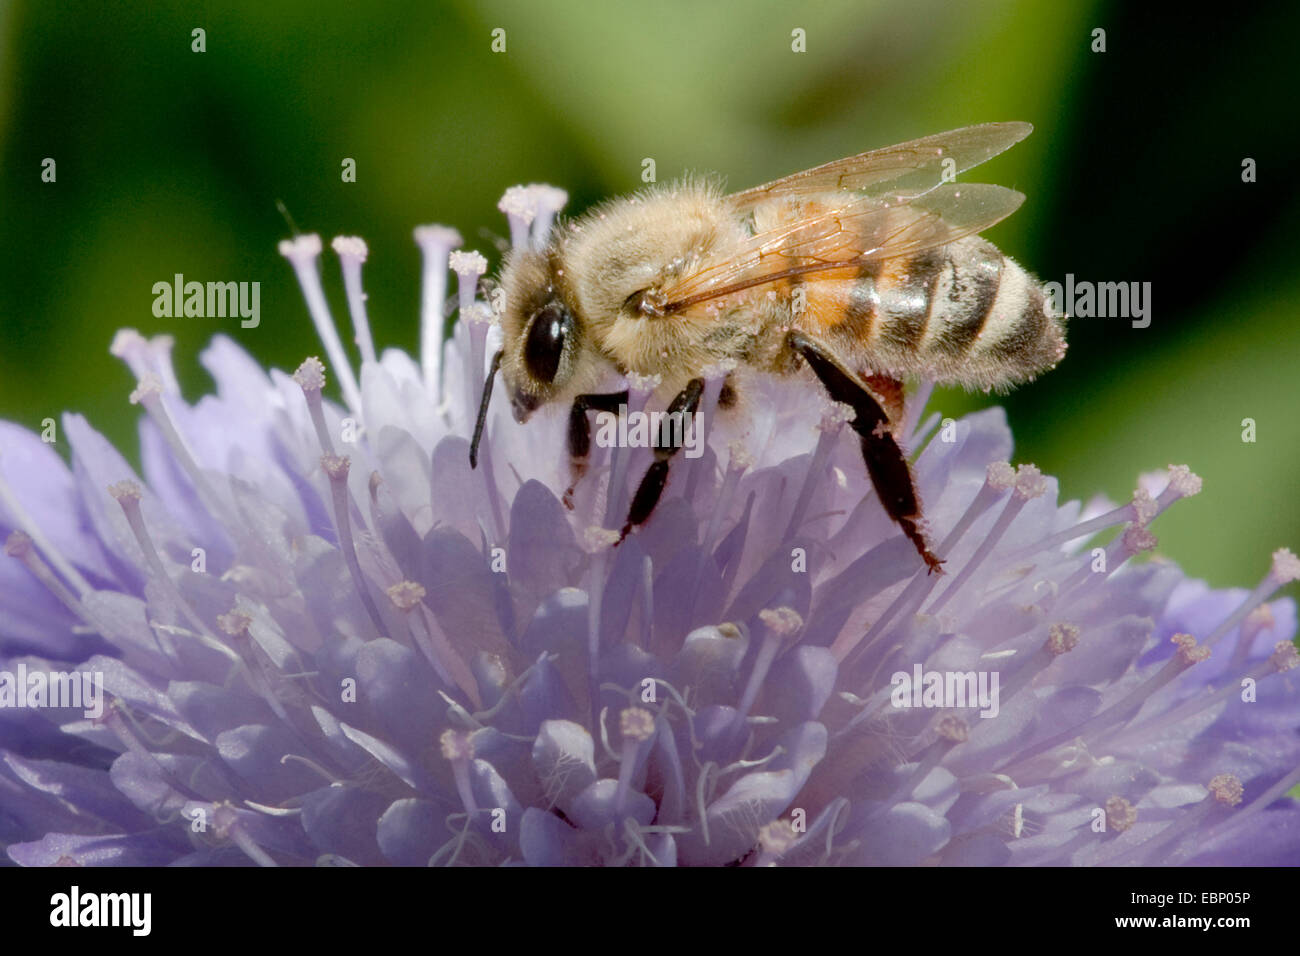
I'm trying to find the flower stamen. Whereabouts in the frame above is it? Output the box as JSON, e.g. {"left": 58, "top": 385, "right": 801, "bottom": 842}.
{"left": 1203, "top": 548, "right": 1300, "bottom": 648}
{"left": 413, "top": 224, "right": 463, "bottom": 398}
{"left": 331, "top": 236, "right": 377, "bottom": 367}
{"left": 926, "top": 464, "right": 1046, "bottom": 615}
{"left": 279, "top": 234, "right": 363, "bottom": 416}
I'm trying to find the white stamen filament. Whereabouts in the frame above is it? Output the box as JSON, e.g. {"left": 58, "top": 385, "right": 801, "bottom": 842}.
{"left": 110, "top": 483, "right": 240, "bottom": 667}
{"left": 440, "top": 730, "right": 478, "bottom": 816}
{"left": 528, "top": 184, "right": 568, "bottom": 250}
{"left": 110, "top": 329, "right": 182, "bottom": 395}
{"left": 294, "top": 358, "right": 336, "bottom": 456}
{"left": 319, "top": 454, "right": 388, "bottom": 640}
{"left": 413, "top": 225, "right": 462, "bottom": 397}
{"left": 498, "top": 185, "right": 538, "bottom": 250}
{"left": 0, "top": 464, "right": 93, "bottom": 596}
{"left": 131, "top": 377, "right": 233, "bottom": 528}
{"left": 838, "top": 464, "right": 1012, "bottom": 667}
{"left": 1203, "top": 549, "right": 1299, "bottom": 648}
{"left": 926, "top": 490, "right": 1030, "bottom": 615}
{"left": 1057, "top": 523, "right": 1157, "bottom": 608}
{"left": 279, "top": 235, "right": 363, "bottom": 416}
{"left": 4, "top": 531, "right": 92, "bottom": 623}
{"left": 332, "top": 236, "right": 377, "bottom": 366}
{"left": 1104, "top": 776, "right": 1240, "bottom": 866}
{"left": 386, "top": 581, "right": 481, "bottom": 710}
{"left": 615, "top": 707, "right": 655, "bottom": 814}
{"left": 736, "top": 608, "right": 802, "bottom": 725}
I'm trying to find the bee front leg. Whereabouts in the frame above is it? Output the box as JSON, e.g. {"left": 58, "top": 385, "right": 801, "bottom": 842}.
{"left": 564, "top": 390, "right": 629, "bottom": 509}
{"left": 617, "top": 378, "right": 705, "bottom": 543}
{"left": 786, "top": 331, "right": 943, "bottom": 574}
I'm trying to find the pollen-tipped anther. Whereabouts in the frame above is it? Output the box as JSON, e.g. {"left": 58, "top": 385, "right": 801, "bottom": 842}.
{"left": 386, "top": 580, "right": 426, "bottom": 612}
{"left": 1104, "top": 796, "right": 1138, "bottom": 833}
{"left": 108, "top": 479, "right": 142, "bottom": 501}
{"left": 759, "top": 606, "right": 804, "bottom": 639}
{"left": 986, "top": 460, "right": 1016, "bottom": 492}
{"left": 1012, "top": 463, "right": 1047, "bottom": 501}
{"left": 1171, "top": 632, "right": 1210, "bottom": 665}
{"left": 449, "top": 250, "right": 488, "bottom": 317}
{"left": 217, "top": 608, "right": 253, "bottom": 637}
{"left": 321, "top": 453, "right": 350, "bottom": 481}
{"left": 1269, "top": 547, "right": 1300, "bottom": 585}
{"left": 295, "top": 358, "right": 337, "bottom": 454}
{"left": 439, "top": 728, "right": 475, "bottom": 763}
{"left": 293, "top": 357, "right": 326, "bottom": 393}
{"left": 498, "top": 185, "right": 539, "bottom": 249}
{"left": 1164, "top": 464, "right": 1202, "bottom": 499}
{"left": 1047, "top": 622, "right": 1081, "bottom": 656}
{"left": 620, "top": 707, "right": 656, "bottom": 744}
{"left": 1269, "top": 640, "right": 1299, "bottom": 673}
{"left": 936, "top": 715, "right": 969, "bottom": 743}
{"left": 1208, "top": 774, "right": 1243, "bottom": 807}
{"left": 1122, "top": 525, "right": 1158, "bottom": 556}
{"left": 1130, "top": 487, "right": 1158, "bottom": 527}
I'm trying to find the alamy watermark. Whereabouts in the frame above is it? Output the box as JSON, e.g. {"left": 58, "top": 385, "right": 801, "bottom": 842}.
{"left": 1043, "top": 274, "right": 1151, "bottom": 328}
{"left": 593, "top": 405, "right": 704, "bottom": 459}
{"left": 890, "top": 664, "right": 1000, "bottom": 718}
{"left": 50, "top": 886, "right": 151, "bottom": 936}
{"left": 0, "top": 664, "right": 103, "bottom": 718}
{"left": 152, "top": 274, "right": 260, "bottom": 328}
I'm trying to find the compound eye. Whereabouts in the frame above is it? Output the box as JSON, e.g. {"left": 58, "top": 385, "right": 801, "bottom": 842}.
{"left": 523, "top": 301, "right": 571, "bottom": 383}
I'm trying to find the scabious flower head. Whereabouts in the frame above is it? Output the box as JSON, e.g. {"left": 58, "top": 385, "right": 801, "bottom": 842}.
{"left": 1, "top": 188, "right": 1297, "bottom": 867}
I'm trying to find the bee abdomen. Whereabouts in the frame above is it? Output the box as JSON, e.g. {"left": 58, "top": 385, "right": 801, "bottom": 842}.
{"left": 811, "top": 236, "right": 1063, "bottom": 387}
{"left": 920, "top": 239, "right": 1003, "bottom": 358}
{"left": 874, "top": 237, "right": 1061, "bottom": 384}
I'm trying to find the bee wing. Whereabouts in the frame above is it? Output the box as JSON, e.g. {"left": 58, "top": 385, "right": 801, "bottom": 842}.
{"left": 658, "top": 182, "right": 1024, "bottom": 313}
{"left": 727, "top": 122, "right": 1031, "bottom": 212}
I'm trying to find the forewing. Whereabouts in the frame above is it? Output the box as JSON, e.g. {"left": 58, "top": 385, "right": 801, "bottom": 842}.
{"left": 726, "top": 122, "right": 1032, "bottom": 213}
{"left": 659, "top": 183, "right": 1025, "bottom": 313}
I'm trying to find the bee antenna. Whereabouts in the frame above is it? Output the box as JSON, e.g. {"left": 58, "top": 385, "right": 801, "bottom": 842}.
{"left": 275, "top": 199, "right": 301, "bottom": 237}
{"left": 469, "top": 349, "right": 504, "bottom": 469}
{"left": 477, "top": 226, "right": 511, "bottom": 256}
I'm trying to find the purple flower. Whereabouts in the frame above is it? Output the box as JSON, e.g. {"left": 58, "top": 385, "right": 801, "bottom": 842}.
{"left": 1, "top": 185, "right": 1297, "bottom": 866}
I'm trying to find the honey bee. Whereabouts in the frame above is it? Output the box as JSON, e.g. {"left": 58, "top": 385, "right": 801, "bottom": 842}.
{"left": 471, "top": 123, "right": 1066, "bottom": 572}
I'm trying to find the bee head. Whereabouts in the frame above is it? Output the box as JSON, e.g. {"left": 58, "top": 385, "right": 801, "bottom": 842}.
{"left": 497, "top": 248, "right": 584, "bottom": 423}
{"left": 510, "top": 297, "right": 575, "bottom": 421}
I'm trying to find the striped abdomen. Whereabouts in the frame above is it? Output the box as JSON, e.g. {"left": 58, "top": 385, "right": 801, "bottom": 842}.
{"left": 795, "top": 236, "right": 1066, "bottom": 390}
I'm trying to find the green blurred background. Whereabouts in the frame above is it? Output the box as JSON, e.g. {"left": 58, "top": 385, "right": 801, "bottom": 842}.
{"left": 0, "top": 0, "right": 1296, "bottom": 600}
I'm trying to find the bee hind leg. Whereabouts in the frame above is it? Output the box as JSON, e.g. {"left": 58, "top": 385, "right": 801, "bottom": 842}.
{"left": 786, "top": 331, "right": 943, "bottom": 574}
{"left": 616, "top": 378, "right": 705, "bottom": 544}
{"left": 564, "top": 390, "right": 630, "bottom": 509}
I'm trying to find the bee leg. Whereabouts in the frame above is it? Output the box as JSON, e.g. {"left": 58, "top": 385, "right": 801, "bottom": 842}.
{"left": 617, "top": 377, "right": 705, "bottom": 544}
{"left": 862, "top": 373, "right": 906, "bottom": 432}
{"left": 786, "top": 331, "right": 944, "bottom": 574}
{"left": 564, "top": 390, "right": 629, "bottom": 509}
